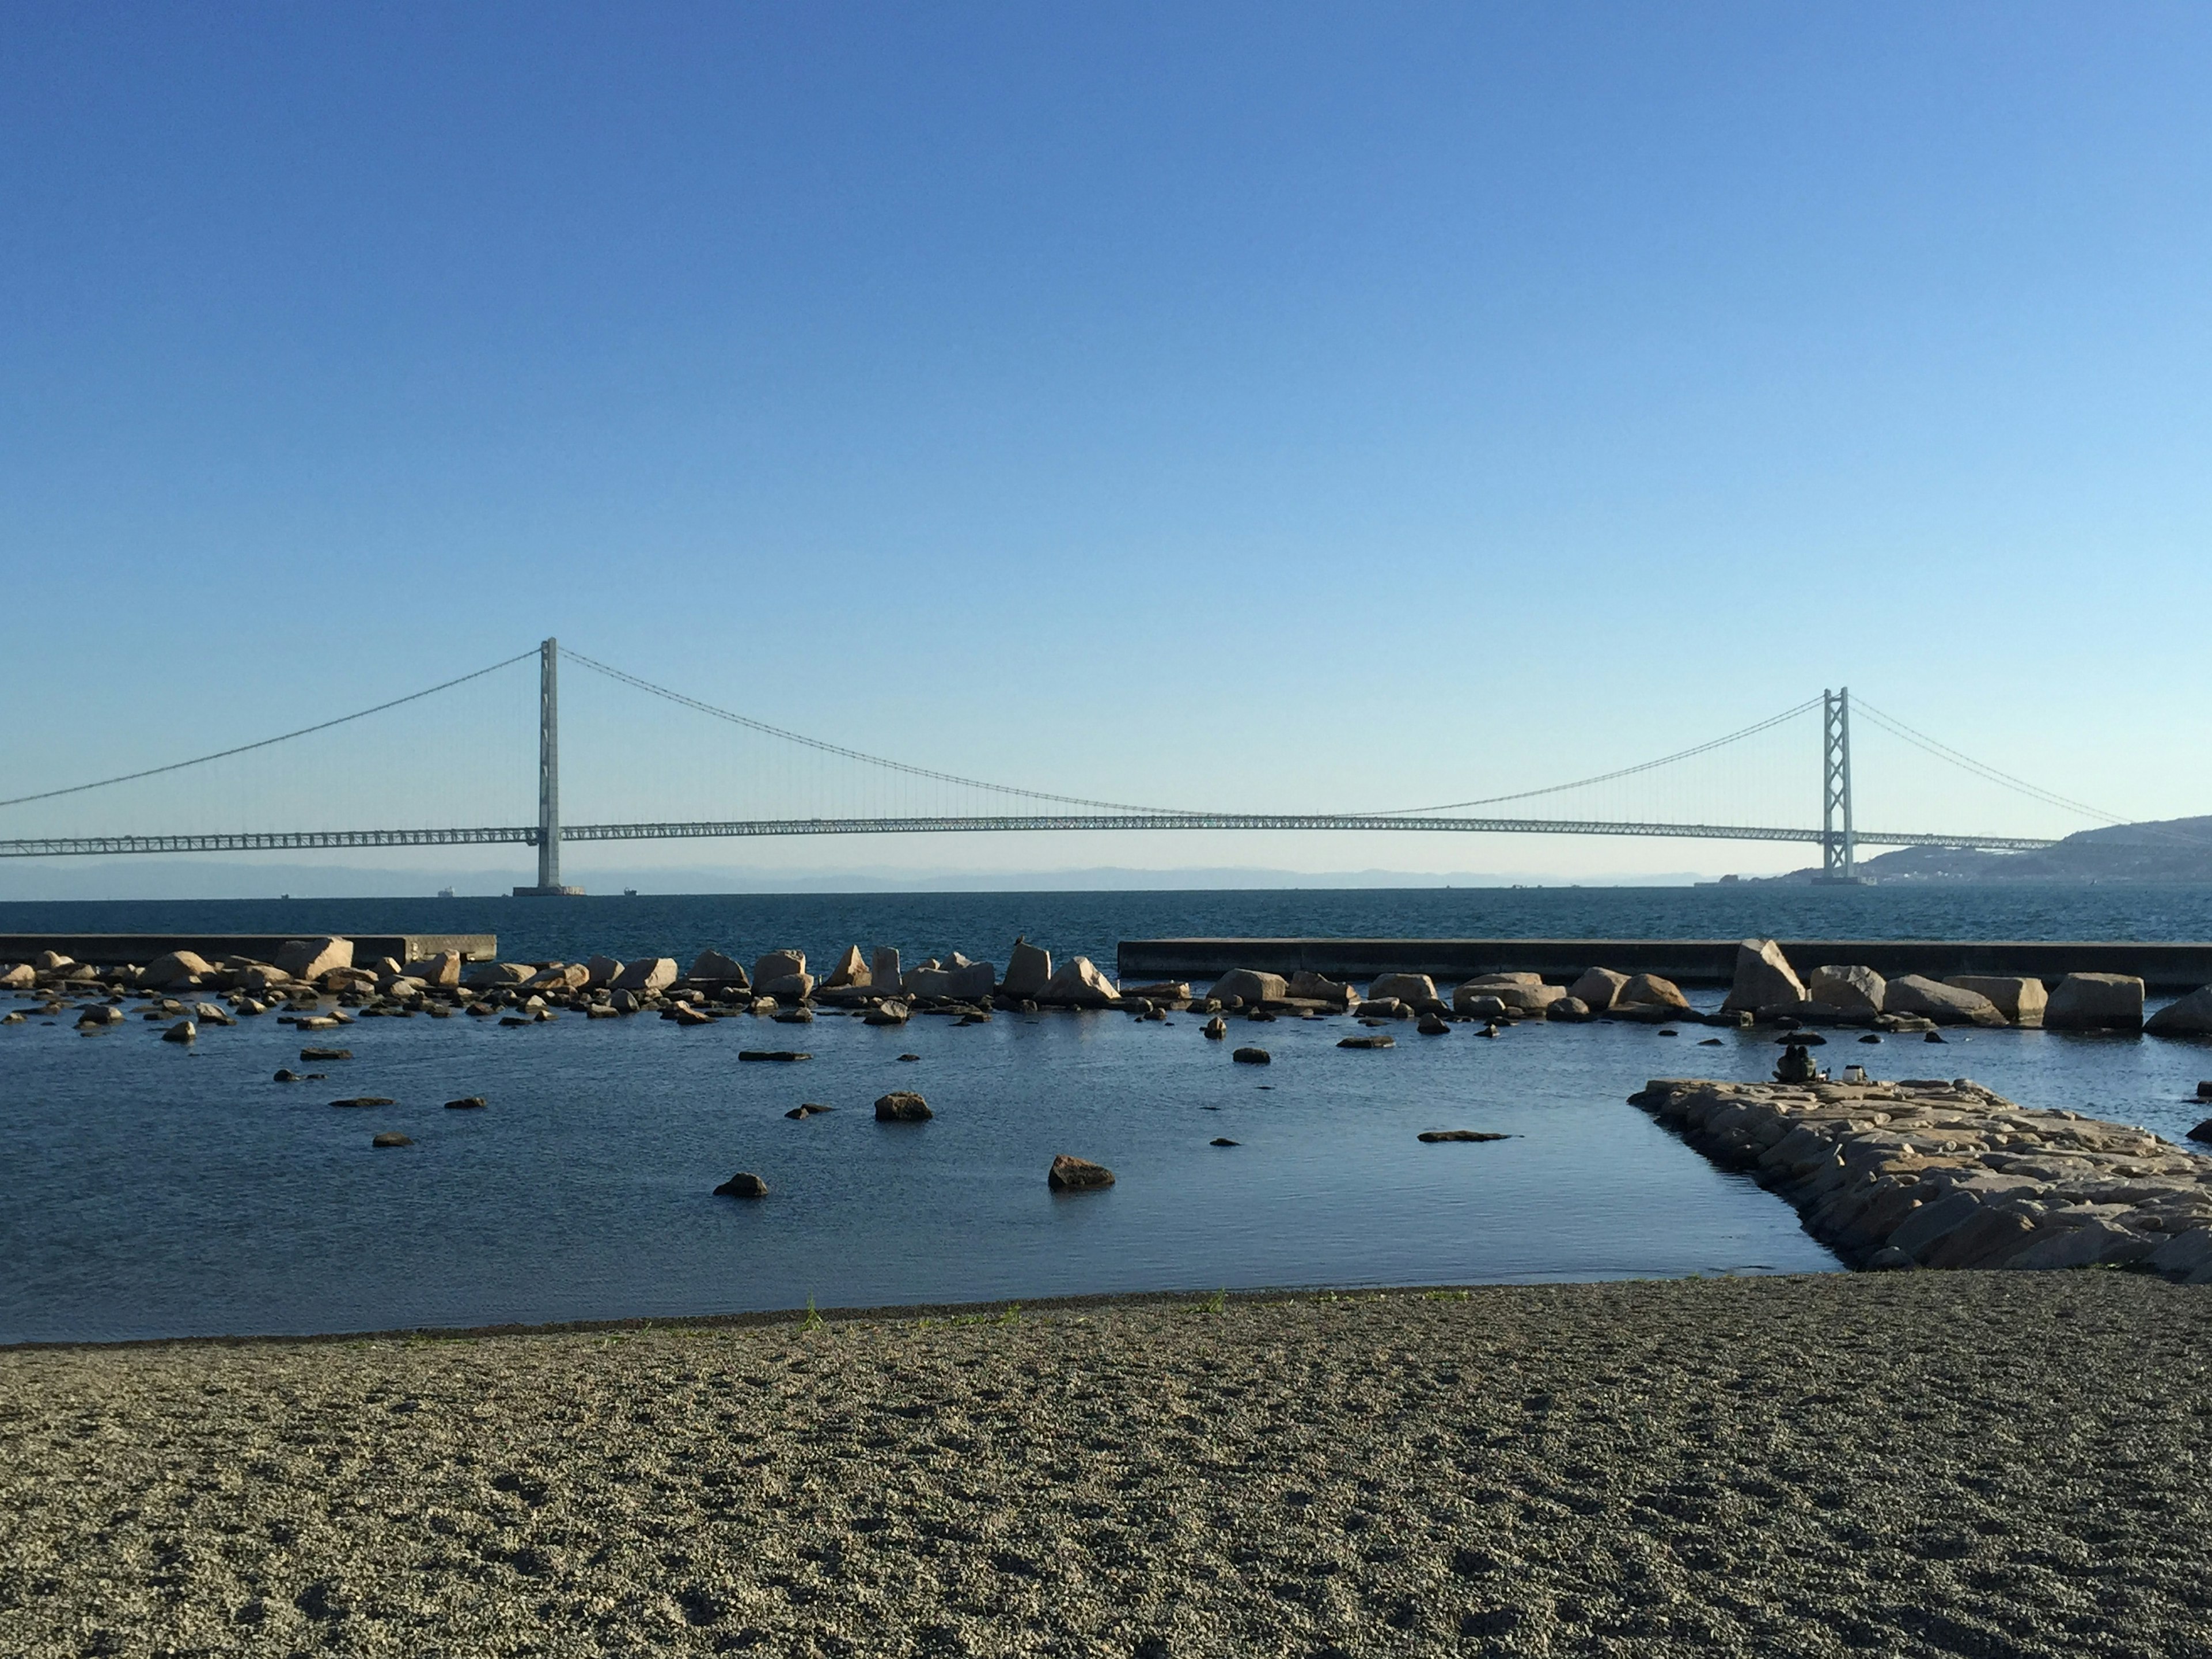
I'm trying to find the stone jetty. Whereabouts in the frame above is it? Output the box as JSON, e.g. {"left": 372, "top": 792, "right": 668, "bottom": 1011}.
{"left": 1631, "top": 1075, "right": 2212, "bottom": 1281}
{"left": 13, "top": 932, "right": 2212, "bottom": 1052}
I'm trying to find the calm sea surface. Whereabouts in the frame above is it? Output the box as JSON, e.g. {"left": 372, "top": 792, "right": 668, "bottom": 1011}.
{"left": 5, "top": 885, "right": 2211, "bottom": 1344}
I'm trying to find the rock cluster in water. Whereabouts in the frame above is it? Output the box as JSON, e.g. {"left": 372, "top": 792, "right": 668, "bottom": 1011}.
{"left": 1630, "top": 1075, "right": 2212, "bottom": 1281}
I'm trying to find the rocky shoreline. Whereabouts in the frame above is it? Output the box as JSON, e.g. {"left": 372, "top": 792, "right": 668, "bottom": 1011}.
{"left": 6, "top": 1275, "right": 2211, "bottom": 1656}
{"left": 1632, "top": 1075, "right": 2212, "bottom": 1278}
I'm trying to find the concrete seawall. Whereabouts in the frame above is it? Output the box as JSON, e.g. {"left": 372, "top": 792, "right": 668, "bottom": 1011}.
{"left": 0, "top": 934, "right": 497, "bottom": 966}
{"left": 1116, "top": 937, "right": 2212, "bottom": 991}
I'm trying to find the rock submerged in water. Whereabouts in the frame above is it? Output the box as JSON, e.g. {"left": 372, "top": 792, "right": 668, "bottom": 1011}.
{"left": 875, "top": 1091, "right": 932, "bottom": 1122}
{"left": 1338, "top": 1034, "right": 1394, "bottom": 1050}
{"left": 1203, "top": 1016, "right": 1227, "bottom": 1040}
{"left": 332, "top": 1096, "right": 396, "bottom": 1108}
{"left": 1417, "top": 1014, "right": 1450, "bottom": 1036}
{"left": 714, "top": 1172, "right": 768, "bottom": 1198}
{"left": 444, "top": 1096, "right": 487, "bottom": 1111}
{"left": 1231, "top": 1046, "right": 1270, "bottom": 1065}
{"left": 1047, "top": 1154, "right": 1114, "bottom": 1191}
{"left": 162, "top": 1019, "right": 196, "bottom": 1044}
{"left": 1210, "top": 1137, "right": 1239, "bottom": 1146}
{"left": 786, "top": 1103, "right": 834, "bottom": 1119}
{"left": 1418, "top": 1130, "right": 1509, "bottom": 1143}
{"left": 738, "top": 1050, "right": 812, "bottom": 1063}
{"left": 371, "top": 1132, "right": 413, "bottom": 1149}
{"left": 300, "top": 1047, "right": 351, "bottom": 1062}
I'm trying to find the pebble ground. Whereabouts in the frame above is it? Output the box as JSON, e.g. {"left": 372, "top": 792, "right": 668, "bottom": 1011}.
{"left": 4, "top": 1273, "right": 2209, "bottom": 1657}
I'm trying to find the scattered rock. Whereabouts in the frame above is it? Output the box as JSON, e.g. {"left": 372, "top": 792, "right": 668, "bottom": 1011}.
{"left": 771, "top": 1007, "right": 815, "bottom": 1025}
{"left": 1232, "top": 1046, "right": 1271, "bottom": 1065}
{"left": 1287, "top": 970, "right": 1357, "bottom": 1006}
{"left": 1210, "top": 1137, "right": 1240, "bottom": 1147}
{"left": 1698, "top": 1036, "right": 1723, "bottom": 1046}
{"left": 75, "top": 1005, "right": 123, "bottom": 1028}
{"left": 874, "top": 1091, "right": 931, "bottom": 1122}
{"left": 1417, "top": 1013, "right": 1450, "bottom": 1036}
{"left": 897, "top": 1053, "right": 920, "bottom": 1062}
{"left": 786, "top": 1104, "right": 834, "bottom": 1119}
{"left": 371, "top": 1132, "right": 413, "bottom": 1149}
{"left": 1203, "top": 1016, "right": 1227, "bottom": 1039}
{"left": 1354, "top": 998, "right": 1413, "bottom": 1020}
{"left": 1860, "top": 1033, "right": 1882, "bottom": 1044}
{"left": 738, "top": 1051, "right": 811, "bottom": 1063}
{"left": 1338, "top": 1035, "right": 1395, "bottom": 1050}
{"left": 1616, "top": 973, "right": 1690, "bottom": 1013}
{"left": 1547, "top": 995, "right": 1592, "bottom": 1022}
{"left": 161, "top": 1019, "right": 196, "bottom": 1044}
{"left": 672, "top": 1003, "right": 714, "bottom": 1027}
{"left": 2188, "top": 1119, "right": 2212, "bottom": 1145}
{"left": 1722, "top": 938, "right": 1808, "bottom": 1014}
{"left": 714, "top": 1172, "right": 768, "bottom": 1198}
{"left": 1047, "top": 1154, "right": 1115, "bottom": 1191}
{"left": 331, "top": 1097, "right": 396, "bottom": 1108}
{"left": 299, "top": 1046, "right": 353, "bottom": 1062}
{"left": 864, "top": 1001, "right": 911, "bottom": 1027}
{"left": 1418, "top": 1130, "right": 1509, "bottom": 1143}
{"left": 272, "top": 1068, "right": 301, "bottom": 1082}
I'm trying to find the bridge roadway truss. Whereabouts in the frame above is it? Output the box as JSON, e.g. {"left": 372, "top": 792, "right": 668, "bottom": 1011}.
{"left": 0, "top": 814, "right": 2060, "bottom": 858}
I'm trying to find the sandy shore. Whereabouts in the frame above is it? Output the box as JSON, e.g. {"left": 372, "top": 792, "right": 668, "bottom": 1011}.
{"left": 5, "top": 1275, "right": 2210, "bottom": 1657}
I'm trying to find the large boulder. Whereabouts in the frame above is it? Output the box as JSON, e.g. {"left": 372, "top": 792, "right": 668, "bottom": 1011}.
{"left": 0, "top": 963, "right": 33, "bottom": 989}
{"left": 875, "top": 1091, "right": 933, "bottom": 1122}
{"left": 404, "top": 950, "right": 463, "bottom": 987}
{"left": 1455, "top": 976, "right": 1565, "bottom": 1014}
{"left": 2147, "top": 986, "right": 2212, "bottom": 1037}
{"left": 1366, "top": 973, "right": 1437, "bottom": 1007}
{"left": 527, "top": 963, "right": 590, "bottom": 991}
{"left": 1207, "top": 969, "right": 1287, "bottom": 1007}
{"left": 1569, "top": 967, "right": 1628, "bottom": 1012}
{"left": 820, "top": 947, "right": 869, "bottom": 990}
{"left": 1884, "top": 975, "right": 2006, "bottom": 1027}
{"left": 1616, "top": 973, "right": 1690, "bottom": 1012}
{"left": 1001, "top": 938, "right": 1051, "bottom": 1000}
{"left": 2045, "top": 972, "right": 2145, "bottom": 1032}
{"left": 583, "top": 955, "right": 625, "bottom": 988}
{"left": 1286, "top": 970, "right": 1356, "bottom": 1006}
{"left": 141, "top": 950, "right": 217, "bottom": 989}
{"left": 465, "top": 961, "right": 536, "bottom": 988}
{"left": 1806, "top": 965, "right": 1885, "bottom": 1017}
{"left": 1721, "top": 939, "right": 1806, "bottom": 1014}
{"left": 872, "top": 946, "right": 903, "bottom": 994}
{"left": 752, "top": 951, "right": 806, "bottom": 990}
{"left": 275, "top": 937, "right": 354, "bottom": 980}
{"left": 611, "top": 957, "right": 679, "bottom": 995}
{"left": 759, "top": 972, "right": 816, "bottom": 1002}
{"left": 1947, "top": 975, "right": 2047, "bottom": 1028}
{"left": 689, "top": 949, "right": 750, "bottom": 987}
{"left": 1043, "top": 957, "right": 1120, "bottom": 1007}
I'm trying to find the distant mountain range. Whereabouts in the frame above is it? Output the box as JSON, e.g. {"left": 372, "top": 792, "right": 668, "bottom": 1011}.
{"left": 1772, "top": 815, "right": 2212, "bottom": 882}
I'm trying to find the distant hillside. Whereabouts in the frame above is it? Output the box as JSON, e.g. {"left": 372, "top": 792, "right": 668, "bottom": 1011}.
{"left": 1771, "top": 815, "right": 2212, "bottom": 883}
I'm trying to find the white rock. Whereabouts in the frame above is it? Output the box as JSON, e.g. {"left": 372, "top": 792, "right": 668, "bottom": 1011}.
{"left": 275, "top": 937, "right": 354, "bottom": 980}
{"left": 1367, "top": 973, "right": 1438, "bottom": 1006}
{"left": 142, "top": 950, "right": 218, "bottom": 990}
{"left": 1044, "top": 957, "right": 1121, "bottom": 1007}
{"left": 821, "top": 947, "right": 870, "bottom": 990}
{"left": 1721, "top": 938, "right": 1806, "bottom": 1014}
{"left": 1207, "top": 969, "right": 1288, "bottom": 1006}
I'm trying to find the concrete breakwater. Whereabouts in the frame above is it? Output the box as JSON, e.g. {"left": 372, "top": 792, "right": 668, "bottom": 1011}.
{"left": 1631, "top": 1075, "right": 2212, "bottom": 1280}
{"left": 0, "top": 931, "right": 494, "bottom": 967}
{"left": 1118, "top": 935, "right": 2212, "bottom": 991}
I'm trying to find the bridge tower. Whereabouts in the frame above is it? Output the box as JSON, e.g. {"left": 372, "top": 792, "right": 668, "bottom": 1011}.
{"left": 513, "top": 637, "right": 584, "bottom": 896}
{"left": 1819, "top": 687, "right": 1859, "bottom": 883}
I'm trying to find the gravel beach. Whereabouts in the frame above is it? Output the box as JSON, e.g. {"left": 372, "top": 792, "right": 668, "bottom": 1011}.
{"left": 5, "top": 1274, "right": 2210, "bottom": 1657}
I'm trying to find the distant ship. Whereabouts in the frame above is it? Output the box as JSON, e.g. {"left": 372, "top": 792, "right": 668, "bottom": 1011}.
{"left": 624, "top": 888, "right": 639, "bottom": 897}
{"left": 437, "top": 887, "right": 455, "bottom": 899}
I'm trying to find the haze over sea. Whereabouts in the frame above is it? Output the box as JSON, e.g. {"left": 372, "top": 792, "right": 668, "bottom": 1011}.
{"left": 8, "top": 881, "right": 2212, "bottom": 1347}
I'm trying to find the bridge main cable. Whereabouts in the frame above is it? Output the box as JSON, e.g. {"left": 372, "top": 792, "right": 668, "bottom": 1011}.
{"left": 0, "top": 816, "right": 2061, "bottom": 857}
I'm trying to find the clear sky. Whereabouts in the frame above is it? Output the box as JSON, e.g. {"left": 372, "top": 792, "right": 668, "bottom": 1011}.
{"left": 2, "top": 3, "right": 2207, "bottom": 892}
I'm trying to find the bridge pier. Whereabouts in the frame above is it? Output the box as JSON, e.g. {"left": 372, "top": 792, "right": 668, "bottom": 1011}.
{"left": 513, "top": 636, "right": 584, "bottom": 897}
{"left": 1815, "top": 687, "right": 1864, "bottom": 884}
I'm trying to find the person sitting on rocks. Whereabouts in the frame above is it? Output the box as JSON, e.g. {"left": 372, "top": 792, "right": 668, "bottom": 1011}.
{"left": 1774, "top": 1040, "right": 1824, "bottom": 1084}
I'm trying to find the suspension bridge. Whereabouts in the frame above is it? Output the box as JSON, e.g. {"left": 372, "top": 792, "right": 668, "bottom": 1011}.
{"left": 0, "top": 639, "right": 2120, "bottom": 892}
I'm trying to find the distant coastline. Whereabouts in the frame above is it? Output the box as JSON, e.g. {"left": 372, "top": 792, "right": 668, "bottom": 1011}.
{"left": 1747, "top": 813, "right": 2212, "bottom": 884}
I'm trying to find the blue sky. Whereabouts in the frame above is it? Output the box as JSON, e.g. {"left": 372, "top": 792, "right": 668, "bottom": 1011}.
{"left": 2, "top": 3, "right": 2207, "bottom": 891}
